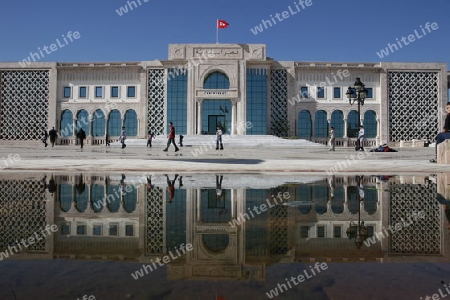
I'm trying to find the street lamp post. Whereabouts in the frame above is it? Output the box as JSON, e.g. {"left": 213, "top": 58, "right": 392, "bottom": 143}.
{"left": 346, "top": 78, "right": 367, "bottom": 131}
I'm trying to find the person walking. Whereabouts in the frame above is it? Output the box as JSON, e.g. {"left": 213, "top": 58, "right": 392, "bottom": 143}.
{"left": 120, "top": 126, "right": 126, "bottom": 149}
{"left": 163, "top": 122, "right": 179, "bottom": 152}
{"left": 49, "top": 127, "right": 58, "bottom": 147}
{"left": 430, "top": 103, "right": 450, "bottom": 163}
{"left": 42, "top": 130, "right": 49, "bottom": 147}
{"left": 216, "top": 126, "right": 224, "bottom": 150}
{"left": 357, "top": 125, "right": 365, "bottom": 151}
{"left": 105, "top": 134, "right": 110, "bottom": 147}
{"left": 328, "top": 126, "right": 335, "bottom": 151}
{"left": 77, "top": 128, "right": 86, "bottom": 149}
{"left": 147, "top": 131, "right": 154, "bottom": 147}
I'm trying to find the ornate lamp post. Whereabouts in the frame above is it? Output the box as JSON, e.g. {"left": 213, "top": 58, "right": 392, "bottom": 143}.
{"left": 346, "top": 78, "right": 367, "bottom": 130}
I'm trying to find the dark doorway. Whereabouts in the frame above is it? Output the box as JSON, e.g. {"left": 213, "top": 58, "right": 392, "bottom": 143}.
{"left": 208, "top": 115, "right": 226, "bottom": 134}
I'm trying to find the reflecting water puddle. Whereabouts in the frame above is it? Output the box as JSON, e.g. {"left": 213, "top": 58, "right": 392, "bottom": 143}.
{"left": 0, "top": 173, "right": 449, "bottom": 299}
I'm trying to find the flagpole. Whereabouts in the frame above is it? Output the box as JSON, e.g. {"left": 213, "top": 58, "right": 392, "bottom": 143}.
{"left": 216, "top": 19, "right": 219, "bottom": 44}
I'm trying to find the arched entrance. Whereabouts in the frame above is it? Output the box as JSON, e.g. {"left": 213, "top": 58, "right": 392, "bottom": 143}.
{"left": 201, "top": 72, "right": 231, "bottom": 134}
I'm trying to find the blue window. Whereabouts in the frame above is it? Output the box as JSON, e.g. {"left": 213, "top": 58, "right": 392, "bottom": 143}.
{"left": 127, "top": 86, "right": 136, "bottom": 97}
{"left": 92, "top": 109, "right": 105, "bottom": 137}
{"left": 300, "top": 87, "right": 309, "bottom": 98}
{"left": 365, "top": 88, "right": 373, "bottom": 98}
{"left": 364, "top": 110, "right": 377, "bottom": 138}
{"left": 124, "top": 188, "right": 137, "bottom": 213}
{"left": 125, "top": 225, "right": 134, "bottom": 236}
{"left": 124, "top": 110, "right": 137, "bottom": 136}
{"left": 79, "top": 87, "right": 87, "bottom": 98}
{"left": 346, "top": 87, "right": 356, "bottom": 98}
{"left": 61, "top": 224, "right": 70, "bottom": 235}
{"left": 95, "top": 86, "right": 103, "bottom": 98}
{"left": 167, "top": 68, "right": 187, "bottom": 135}
{"left": 297, "top": 110, "right": 311, "bottom": 138}
{"left": 347, "top": 110, "right": 359, "bottom": 137}
{"left": 317, "top": 87, "right": 325, "bottom": 98}
{"left": 76, "top": 110, "right": 90, "bottom": 136}
{"left": 107, "top": 185, "right": 121, "bottom": 213}
{"left": 204, "top": 71, "right": 230, "bottom": 89}
{"left": 314, "top": 110, "right": 328, "bottom": 137}
{"left": 330, "top": 110, "right": 344, "bottom": 138}
{"left": 93, "top": 225, "right": 102, "bottom": 236}
{"left": 202, "top": 99, "right": 232, "bottom": 134}
{"left": 91, "top": 184, "right": 104, "bottom": 213}
{"left": 109, "top": 225, "right": 118, "bottom": 236}
{"left": 246, "top": 68, "right": 267, "bottom": 135}
{"left": 63, "top": 87, "right": 71, "bottom": 98}
{"left": 60, "top": 110, "right": 73, "bottom": 137}
{"left": 111, "top": 86, "right": 119, "bottom": 98}
{"left": 108, "top": 110, "right": 121, "bottom": 136}
{"left": 59, "top": 184, "right": 72, "bottom": 212}
{"left": 77, "top": 225, "right": 86, "bottom": 235}
{"left": 333, "top": 87, "right": 341, "bottom": 98}
{"left": 166, "top": 188, "right": 187, "bottom": 251}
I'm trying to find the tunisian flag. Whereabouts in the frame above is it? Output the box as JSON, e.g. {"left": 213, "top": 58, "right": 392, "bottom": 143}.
{"left": 218, "top": 20, "right": 229, "bottom": 29}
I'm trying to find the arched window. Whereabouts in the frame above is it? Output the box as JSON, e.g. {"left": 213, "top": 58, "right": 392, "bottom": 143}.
{"left": 347, "top": 110, "right": 359, "bottom": 138}
{"left": 75, "top": 186, "right": 88, "bottom": 212}
{"left": 92, "top": 109, "right": 105, "bottom": 137}
{"left": 330, "top": 110, "right": 344, "bottom": 138}
{"left": 203, "top": 72, "right": 230, "bottom": 89}
{"left": 108, "top": 110, "right": 121, "bottom": 136}
{"left": 314, "top": 185, "right": 328, "bottom": 214}
{"left": 347, "top": 186, "right": 360, "bottom": 214}
{"left": 91, "top": 184, "right": 104, "bottom": 213}
{"left": 297, "top": 185, "right": 312, "bottom": 214}
{"left": 331, "top": 186, "right": 345, "bottom": 214}
{"left": 60, "top": 110, "right": 73, "bottom": 137}
{"left": 364, "top": 188, "right": 377, "bottom": 214}
{"left": 107, "top": 185, "right": 121, "bottom": 213}
{"left": 314, "top": 110, "right": 328, "bottom": 138}
{"left": 364, "top": 110, "right": 377, "bottom": 138}
{"left": 124, "top": 188, "right": 137, "bottom": 213}
{"left": 76, "top": 110, "right": 90, "bottom": 136}
{"left": 298, "top": 110, "right": 311, "bottom": 138}
{"left": 59, "top": 184, "right": 72, "bottom": 212}
{"left": 124, "top": 110, "right": 138, "bottom": 136}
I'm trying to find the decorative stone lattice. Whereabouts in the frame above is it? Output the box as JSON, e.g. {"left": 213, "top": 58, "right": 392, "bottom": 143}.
{"left": 146, "top": 187, "right": 165, "bottom": 254}
{"left": 0, "top": 71, "right": 49, "bottom": 140}
{"left": 389, "top": 182, "right": 440, "bottom": 255}
{"left": 270, "top": 187, "right": 289, "bottom": 255}
{"left": 147, "top": 69, "right": 165, "bottom": 135}
{"left": 0, "top": 180, "right": 47, "bottom": 251}
{"left": 388, "top": 72, "right": 439, "bottom": 142}
{"left": 270, "top": 70, "right": 289, "bottom": 137}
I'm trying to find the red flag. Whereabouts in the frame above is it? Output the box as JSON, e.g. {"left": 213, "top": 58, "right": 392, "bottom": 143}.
{"left": 218, "top": 20, "right": 229, "bottom": 29}
{"left": 216, "top": 296, "right": 226, "bottom": 300}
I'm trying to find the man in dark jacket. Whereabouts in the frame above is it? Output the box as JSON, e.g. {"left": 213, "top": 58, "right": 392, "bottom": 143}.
{"left": 77, "top": 128, "right": 86, "bottom": 149}
{"left": 49, "top": 127, "right": 58, "bottom": 147}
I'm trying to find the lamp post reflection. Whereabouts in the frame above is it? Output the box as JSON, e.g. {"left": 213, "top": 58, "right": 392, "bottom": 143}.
{"left": 346, "top": 176, "right": 369, "bottom": 249}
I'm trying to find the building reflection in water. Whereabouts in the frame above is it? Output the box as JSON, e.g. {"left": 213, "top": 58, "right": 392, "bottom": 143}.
{"left": 0, "top": 173, "right": 448, "bottom": 281}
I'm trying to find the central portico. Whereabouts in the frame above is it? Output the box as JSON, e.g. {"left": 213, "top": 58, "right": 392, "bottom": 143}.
{"left": 167, "top": 44, "right": 267, "bottom": 135}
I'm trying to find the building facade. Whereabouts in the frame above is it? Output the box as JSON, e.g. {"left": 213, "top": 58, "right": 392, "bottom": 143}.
{"left": 0, "top": 43, "right": 448, "bottom": 145}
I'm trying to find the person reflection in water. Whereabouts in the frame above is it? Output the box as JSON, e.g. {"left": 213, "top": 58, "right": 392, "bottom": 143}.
{"left": 120, "top": 174, "right": 126, "bottom": 197}
{"left": 48, "top": 175, "right": 57, "bottom": 196}
{"left": 165, "top": 174, "right": 178, "bottom": 203}
{"left": 356, "top": 175, "right": 364, "bottom": 201}
{"left": 147, "top": 175, "right": 154, "bottom": 193}
{"left": 40, "top": 175, "right": 48, "bottom": 193}
{"left": 216, "top": 175, "right": 223, "bottom": 200}
{"left": 328, "top": 175, "right": 335, "bottom": 200}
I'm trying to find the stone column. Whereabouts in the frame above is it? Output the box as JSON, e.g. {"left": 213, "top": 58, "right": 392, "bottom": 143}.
{"left": 343, "top": 118, "right": 348, "bottom": 146}
{"left": 231, "top": 100, "right": 237, "bottom": 135}
{"left": 196, "top": 99, "right": 203, "bottom": 135}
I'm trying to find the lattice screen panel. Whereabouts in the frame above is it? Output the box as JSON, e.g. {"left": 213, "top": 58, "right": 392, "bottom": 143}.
{"left": 388, "top": 72, "right": 439, "bottom": 142}
{"left": 147, "top": 69, "right": 165, "bottom": 135}
{"left": 270, "top": 187, "right": 289, "bottom": 255}
{"left": 0, "top": 71, "right": 49, "bottom": 140}
{"left": 389, "top": 182, "right": 441, "bottom": 255}
{"left": 146, "top": 187, "right": 165, "bottom": 255}
{"left": 270, "top": 70, "right": 289, "bottom": 137}
{"left": 0, "top": 180, "right": 47, "bottom": 251}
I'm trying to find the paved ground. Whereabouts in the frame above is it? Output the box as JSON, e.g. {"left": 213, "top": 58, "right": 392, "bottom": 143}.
{"left": 0, "top": 139, "right": 447, "bottom": 174}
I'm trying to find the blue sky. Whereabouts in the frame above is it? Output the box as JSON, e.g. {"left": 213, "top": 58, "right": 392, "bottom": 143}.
{"left": 1, "top": 0, "right": 449, "bottom": 67}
